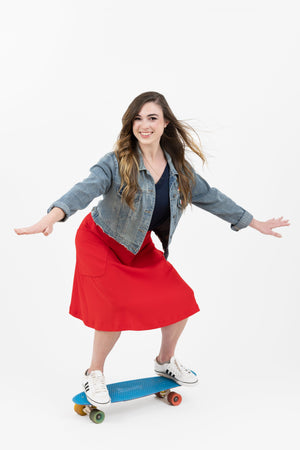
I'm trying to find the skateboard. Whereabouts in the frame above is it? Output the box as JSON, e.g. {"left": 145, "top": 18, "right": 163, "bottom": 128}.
{"left": 72, "top": 375, "right": 183, "bottom": 423}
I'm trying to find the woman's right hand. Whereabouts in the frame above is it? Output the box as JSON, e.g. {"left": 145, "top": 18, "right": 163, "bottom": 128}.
{"left": 14, "top": 207, "right": 65, "bottom": 237}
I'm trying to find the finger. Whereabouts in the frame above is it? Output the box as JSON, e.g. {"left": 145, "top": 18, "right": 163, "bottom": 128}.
{"left": 271, "top": 231, "right": 282, "bottom": 238}
{"left": 14, "top": 226, "right": 41, "bottom": 235}
{"left": 43, "top": 225, "right": 53, "bottom": 236}
{"left": 15, "top": 228, "right": 31, "bottom": 235}
{"left": 14, "top": 227, "right": 30, "bottom": 235}
{"left": 277, "top": 222, "right": 290, "bottom": 227}
{"left": 273, "top": 220, "right": 290, "bottom": 228}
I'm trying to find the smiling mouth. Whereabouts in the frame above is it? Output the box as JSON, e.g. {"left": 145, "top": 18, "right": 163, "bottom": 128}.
{"left": 140, "top": 132, "right": 153, "bottom": 137}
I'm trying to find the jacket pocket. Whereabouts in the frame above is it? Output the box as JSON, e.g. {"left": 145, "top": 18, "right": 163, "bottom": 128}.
{"left": 116, "top": 184, "right": 141, "bottom": 203}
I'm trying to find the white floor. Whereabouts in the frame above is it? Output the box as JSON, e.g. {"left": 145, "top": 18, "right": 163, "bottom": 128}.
{"left": 3, "top": 363, "right": 299, "bottom": 450}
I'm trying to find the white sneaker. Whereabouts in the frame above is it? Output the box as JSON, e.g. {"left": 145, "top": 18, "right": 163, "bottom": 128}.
{"left": 154, "top": 356, "right": 198, "bottom": 386}
{"left": 82, "top": 369, "right": 111, "bottom": 407}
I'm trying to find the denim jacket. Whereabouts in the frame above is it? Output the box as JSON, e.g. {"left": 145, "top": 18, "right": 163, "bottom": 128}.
{"left": 47, "top": 144, "right": 253, "bottom": 259}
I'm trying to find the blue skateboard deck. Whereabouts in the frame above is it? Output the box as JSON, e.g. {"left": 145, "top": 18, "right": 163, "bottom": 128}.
{"left": 73, "top": 376, "right": 180, "bottom": 404}
{"left": 73, "top": 376, "right": 182, "bottom": 423}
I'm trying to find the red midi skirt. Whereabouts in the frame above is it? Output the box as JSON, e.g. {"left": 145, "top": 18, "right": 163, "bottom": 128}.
{"left": 69, "top": 213, "right": 200, "bottom": 331}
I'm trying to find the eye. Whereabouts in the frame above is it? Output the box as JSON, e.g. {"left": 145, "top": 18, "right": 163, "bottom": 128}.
{"left": 150, "top": 117, "right": 157, "bottom": 120}
{"left": 133, "top": 117, "right": 141, "bottom": 121}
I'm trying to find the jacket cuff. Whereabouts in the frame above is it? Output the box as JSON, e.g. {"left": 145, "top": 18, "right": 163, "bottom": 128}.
{"left": 47, "top": 201, "right": 71, "bottom": 222}
{"left": 231, "top": 210, "right": 253, "bottom": 231}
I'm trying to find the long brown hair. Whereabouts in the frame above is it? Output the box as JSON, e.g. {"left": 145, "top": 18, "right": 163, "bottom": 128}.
{"left": 113, "top": 91, "right": 206, "bottom": 211}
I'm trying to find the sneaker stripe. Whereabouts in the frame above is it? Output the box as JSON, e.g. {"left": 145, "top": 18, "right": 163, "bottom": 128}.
{"left": 166, "top": 369, "right": 176, "bottom": 378}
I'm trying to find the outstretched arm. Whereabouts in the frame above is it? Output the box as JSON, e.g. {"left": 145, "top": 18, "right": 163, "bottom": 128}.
{"left": 249, "top": 216, "right": 290, "bottom": 237}
{"left": 14, "top": 151, "right": 114, "bottom": 237}
{"left": 190, "top": 170, "right": 253, "bottom": 231}
{"left": 190, "top": 169, "right": 290, "bottom": 236}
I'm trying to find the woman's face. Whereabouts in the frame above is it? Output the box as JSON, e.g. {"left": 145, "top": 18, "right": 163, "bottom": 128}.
{"left": 132, "top": 102, "right": 169, "bottom": 148}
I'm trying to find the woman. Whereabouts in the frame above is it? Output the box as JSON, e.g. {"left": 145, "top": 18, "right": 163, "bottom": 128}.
{"left": 14, "top": 91, "right": 290, "bottom": 409}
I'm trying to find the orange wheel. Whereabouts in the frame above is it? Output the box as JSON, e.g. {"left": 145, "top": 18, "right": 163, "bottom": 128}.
{"left": 74, "top": 404, "right": 87, "bottom": 416}
{"left": 167, "top": 391, "right": 182, "bottom": 406}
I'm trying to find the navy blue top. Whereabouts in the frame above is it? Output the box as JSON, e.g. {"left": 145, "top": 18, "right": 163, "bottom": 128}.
{"left": 148, "top": 163, "right": 170, "bottom": 231}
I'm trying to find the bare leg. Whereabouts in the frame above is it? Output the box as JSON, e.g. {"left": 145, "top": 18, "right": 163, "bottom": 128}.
{"left": 156, "top": 318, "right": 188, "bottom": 364}
{"left": 88, "top": 330, "right": 121, "bottom": 373}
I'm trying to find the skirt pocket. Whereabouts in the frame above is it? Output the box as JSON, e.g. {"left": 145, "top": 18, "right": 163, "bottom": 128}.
{"left": 75, "top": 217, "right": 109, "bottom": 277}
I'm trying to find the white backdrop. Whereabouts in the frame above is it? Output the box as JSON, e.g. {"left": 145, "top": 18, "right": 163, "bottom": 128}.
{"left": 1, "top": 0, "right": 299, "bottom": 449}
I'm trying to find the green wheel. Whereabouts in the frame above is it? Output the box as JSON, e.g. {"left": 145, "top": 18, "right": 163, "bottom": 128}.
{"left": 89, "top": 408, "right": 105, "bottom": 424}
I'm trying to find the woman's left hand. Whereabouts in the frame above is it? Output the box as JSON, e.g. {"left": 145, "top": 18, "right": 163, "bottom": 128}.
{"left": 249, "top": 216, "right": 290, "bottom": 237}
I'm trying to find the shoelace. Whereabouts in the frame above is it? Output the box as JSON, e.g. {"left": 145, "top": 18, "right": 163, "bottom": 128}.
{"left": 88, "top": 372, "right": 108, "bottom": 393}
{"left": 172, "top": 358, "right": 192, "bottom": 376}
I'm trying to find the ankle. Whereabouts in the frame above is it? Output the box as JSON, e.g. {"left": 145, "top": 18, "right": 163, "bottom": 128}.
{"left": 87, "top": 367, "right": 104, "bottom": 375}
{"left": 156, "top": 355, "right": 172, "bottom": 365}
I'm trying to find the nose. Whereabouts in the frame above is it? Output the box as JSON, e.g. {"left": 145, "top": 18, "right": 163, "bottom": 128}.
{"left": 139, "top": 118, "right": 152, "bottom": 130}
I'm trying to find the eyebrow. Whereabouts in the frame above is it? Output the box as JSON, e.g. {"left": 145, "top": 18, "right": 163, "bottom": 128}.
{"left": 134, "top": 113, "right": 159, "bottom": 117}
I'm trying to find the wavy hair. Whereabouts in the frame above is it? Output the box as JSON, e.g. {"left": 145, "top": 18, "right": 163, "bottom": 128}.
{"left": 113, "top": 91, "right": 206, "bottom": 211}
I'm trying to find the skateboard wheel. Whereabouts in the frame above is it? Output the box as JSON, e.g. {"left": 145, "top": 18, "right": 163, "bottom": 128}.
{"left": 167, "top": 391, "right": 182, "bottom": 406}
{"left": 74, "top": 404, "right": 87, "bottom": 416}
{"left": 89, "top": 409, "right": 105, "bottom": 424}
